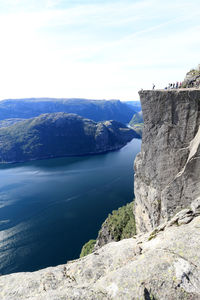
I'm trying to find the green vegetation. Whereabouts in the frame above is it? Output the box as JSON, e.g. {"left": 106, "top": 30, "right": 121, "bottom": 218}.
{"left": 129, "top": 111, "right": 143, "bottom": 137}
{"left": 106, "top": 201, "right": 136, "bottom": 241}
{"left": 80, "top": 201, "right": 136, "bottom": 258}
{"left": 80, "top": 240, "right": 96, "bottom": 258}
{"left": 148, "top": 231, "right": 158, "bottom": 241}
{"left": 0, "top": 113, "right": 138, "bottom": 163}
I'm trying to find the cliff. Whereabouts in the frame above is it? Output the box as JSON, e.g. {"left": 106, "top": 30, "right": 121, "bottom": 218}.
{"left": 1, "top": 89, "right": 200, "bottom": 299}
{"left": 0, "top": 113, "right": 138, "bottom": 163}
{"left": 134, "top": 89, "right": 200, "bottom": 232}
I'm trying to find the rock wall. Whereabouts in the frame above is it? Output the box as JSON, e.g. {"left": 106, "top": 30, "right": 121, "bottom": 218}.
{"left": 134, "top": 89, "right": 200, "bottom": 233}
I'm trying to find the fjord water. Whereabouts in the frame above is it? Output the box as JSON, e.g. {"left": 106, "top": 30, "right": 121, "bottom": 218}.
{"left": 0, "top": 139, "right": 141, "bottom": 275}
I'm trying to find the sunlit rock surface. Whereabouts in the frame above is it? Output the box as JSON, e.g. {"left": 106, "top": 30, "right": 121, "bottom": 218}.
{"left": 0, "top": 204, "right": 200, "bottom": 299}
{"left": 134, "top": 89, "right": 200, "bottom": 232}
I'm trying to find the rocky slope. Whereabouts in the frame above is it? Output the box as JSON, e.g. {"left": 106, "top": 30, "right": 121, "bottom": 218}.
{"left": 182, "top": 64, "right": 200, "bottom": 88}
{"left": 0, "top": 201, "right": 200, "bottom": 299}
{"left": 134, "top": 89, "right": 200, "bottom": 232}
{"left": 0, "top": 113, "right": 138, "bottom": 163}
{"left": 0, "top": 98, "right": 136, "bottom": 124}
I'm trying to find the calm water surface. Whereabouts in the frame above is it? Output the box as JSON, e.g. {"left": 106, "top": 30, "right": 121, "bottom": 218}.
{"left": 0, "top": 139, "right": 141, "bottom": 275}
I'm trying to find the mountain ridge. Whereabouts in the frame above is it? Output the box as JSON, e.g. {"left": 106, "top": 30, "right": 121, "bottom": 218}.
{"left": 0, "top": 112, "right": 139, "bottom": 163}
{"left": 0, "top": 98, "right": 138, "bottom": 124}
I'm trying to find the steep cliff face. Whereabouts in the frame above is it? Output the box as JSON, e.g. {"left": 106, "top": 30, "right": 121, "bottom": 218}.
{"left": 134, "top": 89, "right": 200, "bottom": 232}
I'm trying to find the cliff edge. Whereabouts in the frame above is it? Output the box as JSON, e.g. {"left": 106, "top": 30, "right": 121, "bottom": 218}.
{"left": 135, "top": 89, "right": 200, "bottom": 232}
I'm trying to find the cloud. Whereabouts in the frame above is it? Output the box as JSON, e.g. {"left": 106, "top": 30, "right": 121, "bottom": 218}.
{"left": 0, "top": 0, "right": 199, "bottom": 100}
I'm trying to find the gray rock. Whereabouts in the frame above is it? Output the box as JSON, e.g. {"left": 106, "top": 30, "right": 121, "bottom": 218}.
{"left": 93, "top": 218, "right": 114, "bottom": 251}
{"left": 182, "top": 65, "right": 200, "bottom": 88}
{"left": 177, "top": 216, "right": 194, "bottom": 225}
{"left": 191, "top": 198, "right": 200, "bottom": 215}
{"left": 134, "top": 89, "right": 200, "bottom": 233}
{"left": 1, "top": 214, "right": 200, "bottom": 299}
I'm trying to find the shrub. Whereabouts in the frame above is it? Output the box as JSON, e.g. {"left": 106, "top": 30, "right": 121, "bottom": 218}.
{"left": 80, "top": 239, "right": 96, "bottom": 258}
{"left": 107, "top": 201, "right": 136, "bottom": 241}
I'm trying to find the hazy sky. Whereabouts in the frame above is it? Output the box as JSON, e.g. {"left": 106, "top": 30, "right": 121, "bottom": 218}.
{"left": 0, "top": 0, "right": 199, "bottom": 100}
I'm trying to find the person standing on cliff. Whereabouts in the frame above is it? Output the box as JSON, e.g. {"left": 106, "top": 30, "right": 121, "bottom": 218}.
{"left": 152, "top": 83, "right": 155, "bottom": 90}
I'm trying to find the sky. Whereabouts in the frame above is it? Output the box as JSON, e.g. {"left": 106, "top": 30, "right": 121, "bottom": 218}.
{"left": 0, "top": 0, "right": 199, "bottom": 101}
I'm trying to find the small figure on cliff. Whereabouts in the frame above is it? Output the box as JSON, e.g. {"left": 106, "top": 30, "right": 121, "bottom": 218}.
{"left": 152, "top": 83, "right": 155, "bottom": 90}
{"left": 176, "top": 82, "right": 179, "bottom": 89}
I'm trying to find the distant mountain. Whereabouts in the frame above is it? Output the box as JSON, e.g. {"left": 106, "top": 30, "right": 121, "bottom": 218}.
{"left": 0, "top": 118, "right": 25, "bottom": 128}
{"left": 0, "top": 113, "right": 139, "bottom": 163}
{"left": 129, "top": 111, "right": 143, "bottom": 137}
{"left": 125, "top": 101, "right": 141, "bottom": 112}
{"left": 0, "top": 98, "right": 136, "bottom": 124}
{"left": 129, "top": 111, "right": 143, "bottom": 125}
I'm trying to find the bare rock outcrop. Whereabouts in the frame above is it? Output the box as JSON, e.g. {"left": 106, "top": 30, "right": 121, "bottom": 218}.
{"left": 134, "top": 89, "right": 200, "bottom": 233}
{"left": 182, "top": 64, "right": 200, "bottom": 88}
{"left": 0, "top": 204, "right": 200, "bottom": 299}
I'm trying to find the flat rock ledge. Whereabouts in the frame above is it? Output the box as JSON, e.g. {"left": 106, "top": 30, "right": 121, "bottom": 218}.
{"left": 1, "top": 202, "right": 200, "bottom": 300}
